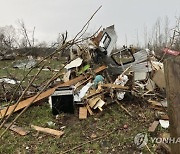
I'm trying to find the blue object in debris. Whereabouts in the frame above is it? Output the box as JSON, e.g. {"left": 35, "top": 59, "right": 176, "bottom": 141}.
{"left": 93, "top": 75, "right": 104, "bottom": 87}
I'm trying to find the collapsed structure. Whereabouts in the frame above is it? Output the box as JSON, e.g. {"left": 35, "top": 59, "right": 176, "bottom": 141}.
{"left": 0, "top": 25, "right": 172, "bottom": 153}
{"left": 0, "top": 25, "right": 166, "bottom": 118}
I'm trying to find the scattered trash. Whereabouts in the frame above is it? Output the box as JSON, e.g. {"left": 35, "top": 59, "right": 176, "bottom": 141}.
{"left": 93, "top": 75, "right": 104, "bottom": 88}
{"left": 47, "top": 121, "right": 56, "bottom": 127}
{"left": 163, "top": 48, "right": 180, "bottom": 56}
{"left": 60, "top": 126, "right": 66, "bottom": 130}
{"left": 74, "top": 82, "right": 93, "bottom": 102}
{"left": 0, "top": 52, "right": 15, "bottom": 61}
{"left": 64, "top": 57, "right": 83, "bottom": 69}
{"left": 25, "top": 146, "right": 30, "bottom": 150}
{"left": 123, "top": 124, "right": 128, "bottom": 129}
{"left": 159, "top": 120, "right": 169, "bottom": 129}
{"left": 78, "top": 64, "right": 90, "bottom": 75}
{"left": 0, "top": 65, "right": 106, "bottom": 118}
{"left": 0, "top": 78, "right": 20, "bottom": 84}
{"left": 4, "top": 123, "right": 29, "bottom": 136}
{"left": 49, "top": 86, "right": 74, "bottom": 115}
{"left": 114, "top": 74, "right": 128, "bottom": 100}
{"left": 90, "top": 133, "right": 97, "bottom": 138}
{"left": 13, "top": 56, "right": 36, "bottom": 69}
{"left": 0, "top": 23, "right": 172, "bottom": 154}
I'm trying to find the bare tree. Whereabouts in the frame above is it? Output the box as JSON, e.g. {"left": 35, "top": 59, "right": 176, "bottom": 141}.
{"left": 17, "top": 19, "right": 35, "bottom": 48}
{"left": 0, "top": 25, "right": 19, "bottom": 49}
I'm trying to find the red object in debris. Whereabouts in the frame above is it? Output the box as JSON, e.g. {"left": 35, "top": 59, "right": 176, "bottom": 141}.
{"left": 163, "top": 48, "right": 180, "bottom": 56}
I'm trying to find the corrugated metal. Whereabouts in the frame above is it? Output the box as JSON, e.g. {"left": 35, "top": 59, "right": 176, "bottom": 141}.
{"left": 131, "top": 61, "right": 152, "bottom": 72}
{"left": 133, "top": 50, "right": 149, "bottom": 64}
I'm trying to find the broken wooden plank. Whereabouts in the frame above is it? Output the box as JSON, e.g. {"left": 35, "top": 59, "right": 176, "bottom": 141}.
{"left": 155, "top": 111, "right": 169, "bottom": 120}
{"left": 85, "top": 90, "right": 106, "bottom": 99}
{"left": 148, "top": 121, "right": 159, "bottom": 133}
{"left": 159, "top": 114, "right": 169, "bottom": 120}
{"left": 101, "top": 83, "right": 129, "bottom": 90}
{"left": 4, "top": 123, "right": 29, "bottom": 136}
{"left": 152, "top": 69, "right": 166, "bottom": 89}
{"left": 31, "top": 125, "right": 64, "bottom": 137}
{"left": 93, "top": 99, "right": 105, "bottom": 111}
{"left": 0, "top": 65, "right": 106, "bottom": 118}
{"left": 88, "top": 97, "right": 101, "bottom": 108}
{"left": 63, "top": 70, "right": 71, "bottom": 82}
{"left": 148, "top": 99, "right": 167, "bottom": 108}
{"left": 74, "top": 77, "right": 91, "bottom": 90}
{"left": 86, "top": 104, "right": 94, "bottom": 115}
{"left": 79, "top": 107, "right": 87, "bottom": 119}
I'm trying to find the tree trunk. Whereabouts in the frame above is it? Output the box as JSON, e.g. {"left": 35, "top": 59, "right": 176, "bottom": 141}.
{"left": 164, "top": 56, "right": 180, "bottom": 154}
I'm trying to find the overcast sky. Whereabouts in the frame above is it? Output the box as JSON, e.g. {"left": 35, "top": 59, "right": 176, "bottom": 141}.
{"left": 0, "top": 0, "right": 180, "bottom": 46}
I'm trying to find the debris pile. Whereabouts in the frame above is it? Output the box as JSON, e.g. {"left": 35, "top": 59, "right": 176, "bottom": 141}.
{"left": 45, "top": 25, "right": 167, "bottom": 121}
{"left": 0, "top": 24, "right": 171, "bottom": 152}
{"left": 0, "top": 25, "right": 168, "bottom": 121}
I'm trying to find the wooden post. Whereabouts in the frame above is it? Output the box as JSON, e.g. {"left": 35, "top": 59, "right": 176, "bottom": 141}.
{"left": 164, "top": 56, "right": 180, "bottom": 154}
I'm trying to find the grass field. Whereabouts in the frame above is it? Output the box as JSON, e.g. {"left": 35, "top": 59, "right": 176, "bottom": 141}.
{"left": 0, "top": 59, "right": 168, "bottom": 154}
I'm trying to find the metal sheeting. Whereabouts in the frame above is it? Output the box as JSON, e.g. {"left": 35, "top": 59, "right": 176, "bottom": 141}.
{"left": 131, "top": 61, "right": 152, "bottom": 72}
{"left": 133, "top": 50, "right": 149, "bottom": 64}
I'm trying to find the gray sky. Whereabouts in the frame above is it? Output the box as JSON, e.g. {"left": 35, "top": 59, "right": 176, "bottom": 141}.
{"left": 1, "top": 0, "right": 180, "bottom": 46}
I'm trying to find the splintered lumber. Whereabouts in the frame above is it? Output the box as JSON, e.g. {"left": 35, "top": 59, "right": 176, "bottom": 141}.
{"left": 0, "top": 65, "right": 106, "bottom": 118}
{"left": 31, "top": 125, "right": 64, "bottom": 137}
{"left": 101, "top": 84, "right": 129, "bottom": 90}
{"left": 74, "top": 77, "right": 91, "bottom": 89}
{"left": 79, "top": 107, "right": 87, "bottom": 119}
{"left": 155, "top": 111, "right": 169, "bottom": 120}
{"left": 85, "top": 90, "right": 106, "bottom": 99}
{"left": 88, "top": 97, "right": 101, "bottom": 108}
{"left": 4, "top": 123, "right": 29, "bottom": 136}
{"left": 148, "top": 100, "right": 167, "bottom": 108}
{"left": 86, "top": 104, "right": 94, "bottom": 115}
{"left": 152, "top": 69, "right": 166, "bottom": 89}
{"left": 148, "top": 121, "right": 159, "bottom": 133}
{"left": 93, "top": 99, "right": 105, "bottom": 111}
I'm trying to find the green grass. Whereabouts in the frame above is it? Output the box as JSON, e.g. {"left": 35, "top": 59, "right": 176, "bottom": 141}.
{"left": 0, "top": 102, "right": 162, "bottom": 154}
{"left": 0, "top": 59, "right": 168, "bottom": 153}
{"left": 0, "top": 59, "right": 63, "bottom": 86}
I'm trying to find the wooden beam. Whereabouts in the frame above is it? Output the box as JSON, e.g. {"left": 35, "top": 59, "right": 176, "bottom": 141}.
{"left": 164, "top": 56, "right": 180, "bottom": 153}
{"left": 0, "top": 65, "right": 107, "bottom": 118}
{"left": 86, "top": 104, "right": 94, "bottom": 115}
{"left": 31, "top": 125, "right": 64, "bottom": 137}
{"left": 101, "top": 83, "right": 129, "bottom": 90}
{"left": 79, "top": 107, "right": 87, "bottom": 119}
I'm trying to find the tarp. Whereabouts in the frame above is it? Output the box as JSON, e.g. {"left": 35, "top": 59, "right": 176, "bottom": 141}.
{"left": 163, "top": 48, "right": 180, "bottom": 56}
